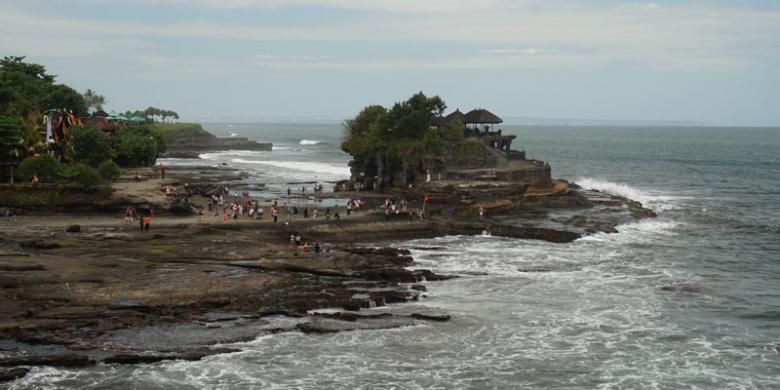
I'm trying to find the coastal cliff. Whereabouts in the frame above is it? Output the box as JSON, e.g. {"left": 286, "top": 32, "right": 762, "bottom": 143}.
{"left": 159, "top": 123, "right": 272, "bottom": 157}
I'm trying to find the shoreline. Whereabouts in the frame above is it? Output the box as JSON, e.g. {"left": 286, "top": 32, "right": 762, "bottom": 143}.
{"left": 0, "top": 160, "right": 656, "bottom": 381}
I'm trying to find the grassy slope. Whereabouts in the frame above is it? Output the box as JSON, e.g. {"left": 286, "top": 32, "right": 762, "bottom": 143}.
{"left": 154, "top": 123, "right": 214, "bottom": 143}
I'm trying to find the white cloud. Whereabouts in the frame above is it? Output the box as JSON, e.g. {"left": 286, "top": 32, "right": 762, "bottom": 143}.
{"left": 1, "top": 1, "right": 779, "bottom": 71}
{"left": 86, "top": 0, "right": 517, "bottom": 13}
{"left": 483, "top": 48, "right": 542, "bottom": 56}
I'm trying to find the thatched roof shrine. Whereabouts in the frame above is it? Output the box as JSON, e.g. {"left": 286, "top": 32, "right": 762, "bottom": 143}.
{"left": 464, "top": 109, "right": 503, "bottom": 124}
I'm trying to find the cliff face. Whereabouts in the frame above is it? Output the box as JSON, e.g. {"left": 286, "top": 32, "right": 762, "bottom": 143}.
{"left": 159, "top": 123, "right": 272, "bottom": 155}
{"left": 166, "top": 136, "right": 272, "bottom": 152}
{"left": 344, "top": 139, "right": 551, "bottom": 191}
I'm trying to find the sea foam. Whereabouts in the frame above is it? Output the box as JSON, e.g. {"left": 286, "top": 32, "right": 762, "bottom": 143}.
{"left": 574, "top": 177, "right": 689, "bottom": 212}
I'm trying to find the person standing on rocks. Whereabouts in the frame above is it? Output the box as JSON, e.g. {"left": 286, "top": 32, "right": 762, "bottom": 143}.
{"left": 272, "top": 206, "right": 278, "bottom": 223}
{"left": 143, "top": 215, "right": 151, "bottom": 232}
{"left": 479, "top": 207, "right": 485, "bottom": 220}
{"left": 314, "top": 242, "right": 321, "bottom": 256}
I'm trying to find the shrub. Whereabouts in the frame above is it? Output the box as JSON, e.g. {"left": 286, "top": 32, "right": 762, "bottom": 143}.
{"left": 97, "top": 160, "right": 120, "bottom": 182}
{"left": 70, "top": 127, "right": 113, "bottom": 167}
{"left": 115, "top": 129, "right": 158, "bottom": 167}
{"left": 61, "top": 163, "right": 105, "bottom": 189}
{"left": 17, "top": 155, "right": 63, "bottom": 182}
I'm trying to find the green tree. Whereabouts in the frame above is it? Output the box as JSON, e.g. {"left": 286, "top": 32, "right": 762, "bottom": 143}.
{"left": 97, "top": 160, "right": 120, "bottom": 182}
{"left": 0, "top": 56, "right": 54, "bottom": 116}
{"left": 0, "top": 116, "right": 24, "bottom": 163}
{"left": 82, "top": 89, "right": 106, "bottom": 113}
{"left": 61, "top": 163, "right": 106, "bottom": 189}
{"left": 0, "top": 56, "right": 86, "bottom": 117}
{"left": 115, "top": 124, "right": 164, "bottom": 167}
{"left": 17, "top": 154, "right": 63, "bottom": 183}
{"left": 69, "top": 127, "right": 114, "bottom": 167}
{"left": 42, "top": 84, "right": 87, "bottom": 115}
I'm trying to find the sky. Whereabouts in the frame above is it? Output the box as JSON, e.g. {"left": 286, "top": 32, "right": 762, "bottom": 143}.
{"left": 1, "top": 0, "right": 779, "bottom": 126}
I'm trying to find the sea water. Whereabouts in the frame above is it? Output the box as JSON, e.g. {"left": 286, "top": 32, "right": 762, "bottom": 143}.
{"left": 10, "top": 125, "right": 780, "bottom": 389}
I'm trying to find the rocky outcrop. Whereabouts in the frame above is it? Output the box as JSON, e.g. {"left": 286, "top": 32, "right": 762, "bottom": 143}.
{"left": 0, "top": 367, "right": 29, "bottom": 383}
{"left": 103, "top": 348, "right": 239, "bottom": 365}
{"left": 0, "top": 354, "right": 95, "bottom": 368}
{"left": 166, "top": 136, "right": 271, "bottom": 153}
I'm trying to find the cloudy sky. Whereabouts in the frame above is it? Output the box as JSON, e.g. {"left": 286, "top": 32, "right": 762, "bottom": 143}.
{"left": 1, "top": 0, "right": 778, "bottom": 125}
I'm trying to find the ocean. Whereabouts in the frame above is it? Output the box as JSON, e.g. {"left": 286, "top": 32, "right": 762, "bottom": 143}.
{"left": 11, "top": 124, "right": 780, "bottom": 389}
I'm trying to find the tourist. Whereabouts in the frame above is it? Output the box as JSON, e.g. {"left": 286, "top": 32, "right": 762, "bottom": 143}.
{"left": 125, "top": 207, "right": 133, "bottom": 224}
{"left": 303, "top": 241, "right": 309, "bottom": 253}
{"left": 290, "top": 233, "right": 296, "bottom": 246}
{"left": 159, "top": 164, "right": 166, "bottom": 180}
{"left": 139, "top": 214, "right": 145, "bottom": 231}
{"left": 325, "top": 208, "right": 331, "bottom": 221}
{"left": 333, "top": 211, "right": 340, "bottom": 221}
{"left": 143, "top": 215, "right": 151, "bottom": 231}
{"left": 479, "top": 207, "right": 484, "bottom": 220}
{"left": 313, "top": 208, "right": 319, "bottom": 219}
{"left": 287, "top": 187, "right": 291, "bottom": 197}
{"left": 198, "top": 207, "right": 203, "bottom": 222}
{"left": 5, "top": 208, "right": 16, "bottom": 223}
{"left": 272, "top": 206, "right": 278, "bottom": 223}
{"left": 257, "top": 206, "right": 264, "bottom": 219}
{"left": 346, "top": 200, "right": 352, "bottom": 216}
{"left": 295, "top": 234, "right": 302, "bottom": 246}
{"left": 314, "top": 242, "right": 321, "bottom": 256}
{"left": 303, "top": 208, "right": 309, "bottom": 218}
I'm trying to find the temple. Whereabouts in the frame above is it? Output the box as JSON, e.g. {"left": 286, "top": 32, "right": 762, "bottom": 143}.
{"left": 435, "top": 108, "right": 523, "bottom": 158}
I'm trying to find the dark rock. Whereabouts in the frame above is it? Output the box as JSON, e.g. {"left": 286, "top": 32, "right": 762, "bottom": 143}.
{"left": 342, "top": 302, "right": 363, "bottom": 312}
{"left": 103, "top": 354, "right": 172, "bottom": 365}
{"left": 409, "top": 313, "right": 451, "bottom": 322}
{"left": 0, "top": 263, "right": 45, "bottom": 271}
{"left": 159, "top": 151, "right": 201, "bottom": 159}
{"left": 66, "top": 225, "right": 81, "bottom": 233}
{"left": 0, "top": 367, "right": 29, "bottom": 382}
{"left": 104, "top": 348, "right": 239, "bottom": 365}
{"left": 296, "top": 322, "right": 340, "bottom": 334}
{"left": 316, "top": 312, "right": 392, "bottom": 322}
{"left": 344, "top": 247, "right": 411, "bottom": 257}
{"left": 0, "top": 354, "right": 95, "bottom": 367}
{"left": 560, "top": 215, "right": 618, "bottom": 234}
{"left": 168, "top": 198, "right": 194, "bottom": 216}
{"left": 19, "top": 240, "right": 61, "bottom": 250}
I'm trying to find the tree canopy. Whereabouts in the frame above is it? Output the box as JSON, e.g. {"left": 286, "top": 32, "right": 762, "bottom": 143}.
{"left": 0, "top": 56, "right": 86, "bottom": 117}
{"left": 341, "top": 92, "right": 446, "bottom": 158}
{"left": 82, "top": 89, "right": 106, "bottom": 113}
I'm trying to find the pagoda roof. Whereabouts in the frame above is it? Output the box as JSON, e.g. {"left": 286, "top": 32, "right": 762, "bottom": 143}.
{"left": 464, "top": 109, "right": 503, "bottom": 124}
